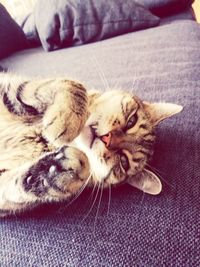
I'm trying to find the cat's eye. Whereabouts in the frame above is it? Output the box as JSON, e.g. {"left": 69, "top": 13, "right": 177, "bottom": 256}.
{"left": 120, "top": 153, "right": 129, "bottom": 171}
{"left": 126, "top": 113, "right": 137, "bottom": 130}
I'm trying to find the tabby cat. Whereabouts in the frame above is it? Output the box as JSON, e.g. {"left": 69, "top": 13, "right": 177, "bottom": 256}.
{"left": 0, "top": 72, "right": 182, "bottom": 217}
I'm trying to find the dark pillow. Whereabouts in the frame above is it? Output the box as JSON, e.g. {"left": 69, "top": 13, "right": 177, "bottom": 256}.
{"left": 35, "top": 0, "right": 160, "bottom": 51}
{"left": 16, "top": 13, "right": 40, "bottom": 48}
{"left": 135, "top": 0, "right": 194, "bottom": 17}
{"left": 0, "top": 4, "right": 27, "bottom": 60}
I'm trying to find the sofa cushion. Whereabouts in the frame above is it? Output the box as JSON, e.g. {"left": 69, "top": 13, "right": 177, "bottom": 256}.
{"left": 135, "top": 0, "right": 194, "bottom": 16}
{"left": 17, "top": 0, "right": 194, "bottom": 49}
{"left": 34, "top": 0, "right": 160, "bottom": 51}
{"left": 0, "top": 4, "right": 27, "bottom": 60}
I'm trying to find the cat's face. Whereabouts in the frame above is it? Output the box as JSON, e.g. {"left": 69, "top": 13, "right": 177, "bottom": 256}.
{"left": 74, "top": 90, "right": 182, "bottom": 195}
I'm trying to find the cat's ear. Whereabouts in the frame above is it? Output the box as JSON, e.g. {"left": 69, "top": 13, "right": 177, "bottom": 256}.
{"left": 144, "top": 102, "right": 183, "bottom": 125}
{"left": 127, "top": 169, "right": 162, "bottom": 195}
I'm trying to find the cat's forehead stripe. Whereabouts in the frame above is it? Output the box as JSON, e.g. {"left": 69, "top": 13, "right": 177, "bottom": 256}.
{"left": 121, "top": 96, "right": 138, "bottom": 118}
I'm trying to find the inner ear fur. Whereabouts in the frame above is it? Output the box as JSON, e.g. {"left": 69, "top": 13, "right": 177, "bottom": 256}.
{"left": 127, "top": 169, "right": 162, "bottom": 195}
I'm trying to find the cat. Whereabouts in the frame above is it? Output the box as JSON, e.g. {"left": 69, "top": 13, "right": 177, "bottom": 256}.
{"left": 0, "top": 72, "right": 182, "bottom": 217}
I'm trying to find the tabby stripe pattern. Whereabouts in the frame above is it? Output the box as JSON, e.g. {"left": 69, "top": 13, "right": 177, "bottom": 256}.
{"left": 16, "top": 82, "right": 39, "bottom": 115}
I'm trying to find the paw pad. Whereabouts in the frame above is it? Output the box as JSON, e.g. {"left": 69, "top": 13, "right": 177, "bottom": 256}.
{"left": 49, "top": 165, "right": 57, "bottom": 174}
{"left": 26, "top": 176, "right": 32, "bottom": 185}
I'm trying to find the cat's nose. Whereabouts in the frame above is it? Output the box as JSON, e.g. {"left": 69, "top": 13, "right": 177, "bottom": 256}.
{"left": 100, "top": 132, "right": 111, "bottom": 147}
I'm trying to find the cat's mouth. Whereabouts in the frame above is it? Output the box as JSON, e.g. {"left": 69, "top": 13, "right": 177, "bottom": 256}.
{"left": 80, "top": 125, "right": 108, "bottom": 150}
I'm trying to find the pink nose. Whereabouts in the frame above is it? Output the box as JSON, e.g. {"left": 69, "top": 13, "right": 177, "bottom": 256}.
{"left": 100, "top": 132, "right": 111, "bottom": 147}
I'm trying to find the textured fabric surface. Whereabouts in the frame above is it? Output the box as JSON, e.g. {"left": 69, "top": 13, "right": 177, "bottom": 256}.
{"left": 0, "top": 19, "right": 200, "bottom": 266}
{"left": 0, "top": 4, "right": 27, "bottom": 60}
{"left": 34, "top": 0, "right": 160, "bottom": 51}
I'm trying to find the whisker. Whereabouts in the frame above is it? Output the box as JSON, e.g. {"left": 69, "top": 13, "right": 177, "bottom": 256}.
{"left": 57, "top": 172, "right": 92, "bottom": 213}
{"left": 107, "top": 184, "right": 112, "bottom": 216}
{"left": 131, "top": 71, "right": 137, "bottom": 94}
{"left": 93, "top": 182, "right": 104, "bottom": 234}
{"left": 113, "top": 79, "right": 121, "bottom": 91}
{"left": 81, "top": 181, "right": 101, "bottom": 223}
{"left": 90, "top": 51, "right": 110, "bottom": 91}
{"left": 85, "top": 180, "right": 98, "bottom": 205}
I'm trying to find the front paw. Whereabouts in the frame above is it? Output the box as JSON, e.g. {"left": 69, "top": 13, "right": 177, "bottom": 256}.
{"left": 22, "top": 146, "right": 90, "bottom": 201}
{"left": 42, "top": 81, "right": 89, "bottom": 146}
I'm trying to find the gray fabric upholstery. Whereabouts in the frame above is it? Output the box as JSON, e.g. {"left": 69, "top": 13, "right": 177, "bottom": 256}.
{"left": 0, "top": 18, "right": 200, "bottom": 266}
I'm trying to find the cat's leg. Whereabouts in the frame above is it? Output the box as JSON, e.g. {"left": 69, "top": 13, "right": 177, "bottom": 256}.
{"left": 41, "top": 80, "right": 89, "bottom": 146}
{"left": 0, "top": 145, "right": 90, "bottom": 217}
{"left": 0, "top": 74, "right": 89, "bottom": 146}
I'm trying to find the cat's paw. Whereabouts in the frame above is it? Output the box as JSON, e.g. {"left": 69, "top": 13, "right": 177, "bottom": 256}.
{"left": 22, "top": 146, "right": 90, "bottom": 201}
{"left": 43, "top": 108, "right": 88, "bottom": 146}
{"left": 42, "top": 81, "right": 89, "bottom": 146}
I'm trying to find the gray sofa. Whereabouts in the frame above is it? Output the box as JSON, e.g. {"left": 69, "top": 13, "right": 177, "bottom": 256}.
{"left": 0, "top": 0, "right": 200, "bottom": 266}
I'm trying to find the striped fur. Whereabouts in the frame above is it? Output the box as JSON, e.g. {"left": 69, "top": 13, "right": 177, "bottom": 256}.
{"left": 0, "top": 73, "right": 182, "bottom": 216}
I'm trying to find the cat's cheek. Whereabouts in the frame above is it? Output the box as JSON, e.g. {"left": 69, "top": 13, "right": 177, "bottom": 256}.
{"left": 103, "top": 169, "right": 126, "bottom": 187}
{"left": 79, "top": 126, "right": 93, "bottom": 148}
{"left": 104, "top": 176, "right": 121, "bottom": 187}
